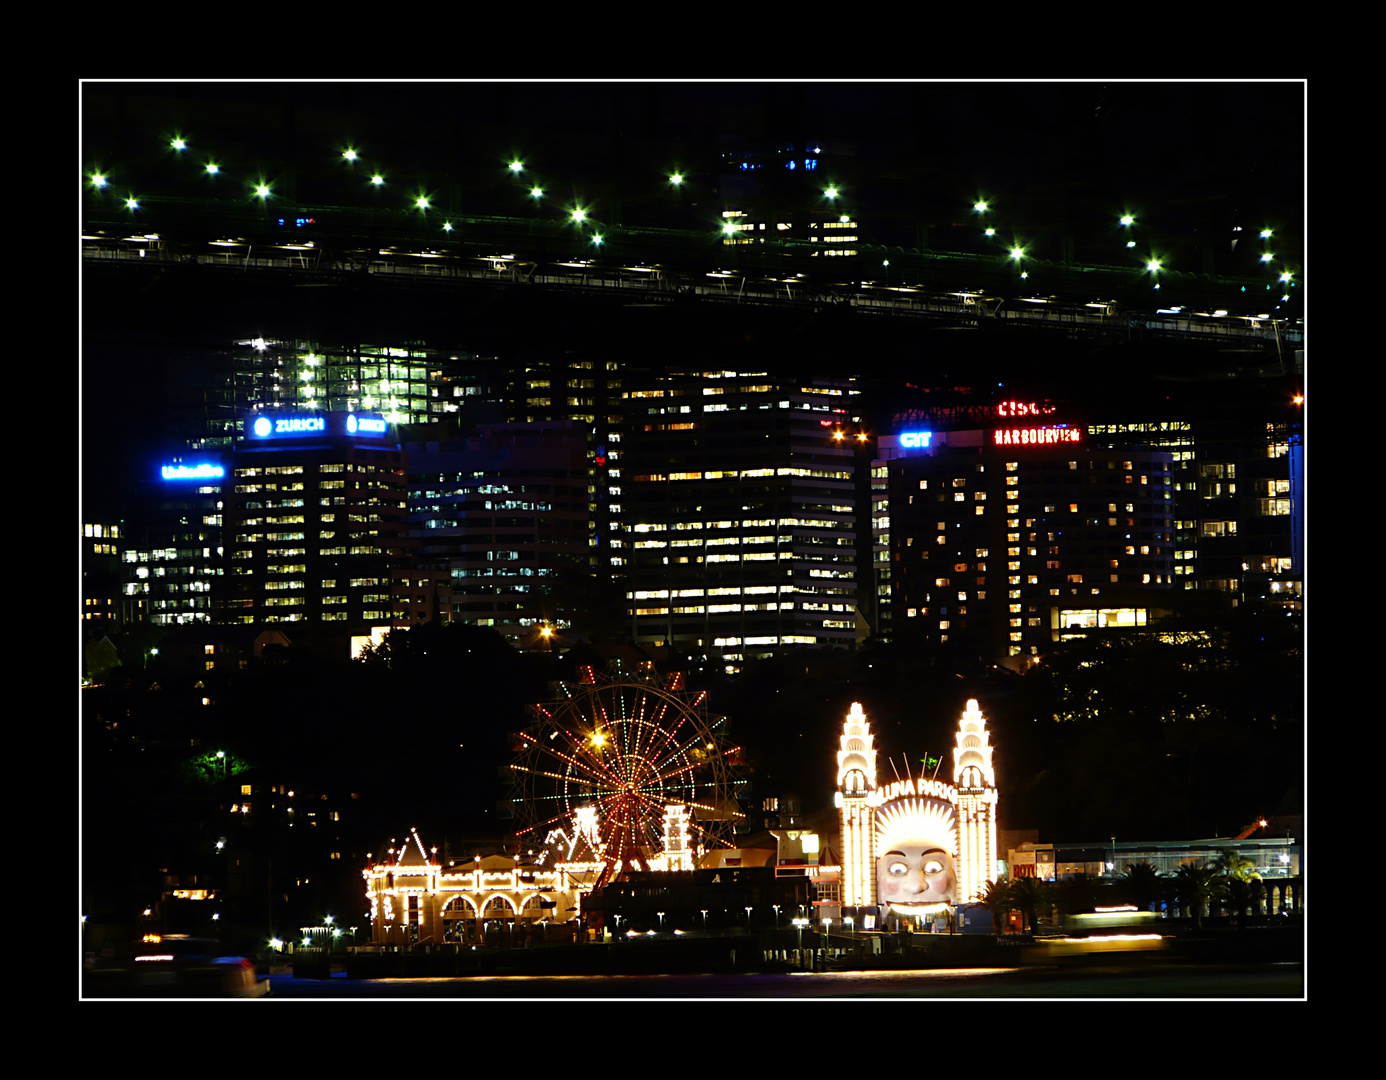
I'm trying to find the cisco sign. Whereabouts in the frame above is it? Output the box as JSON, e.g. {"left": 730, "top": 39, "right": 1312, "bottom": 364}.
{"left": 247, "top": 413, "right": 391, "bottom": 440}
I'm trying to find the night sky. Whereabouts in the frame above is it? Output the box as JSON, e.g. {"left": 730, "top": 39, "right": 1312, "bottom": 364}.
{"left": 80, "top": 80, "right": 1305, "bottom": 514}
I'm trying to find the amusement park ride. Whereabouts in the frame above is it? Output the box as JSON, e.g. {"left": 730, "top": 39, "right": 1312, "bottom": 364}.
{"left": 362, "top": 670, "right": 1000, "bottom": 945}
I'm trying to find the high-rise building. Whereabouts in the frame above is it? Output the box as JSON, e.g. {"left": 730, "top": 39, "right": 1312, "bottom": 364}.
{"left": 214, "top": 409, "right": 408, "bottom": 652}
{"left": 174, "top": 338, "right": 492, "bottom": 452}
{"left": 404, "top": 421, "right": 592, "bottom": 645}
{"left": 879, "top": 408, "right": 1176, "bottom": 668}
{"left": 119, "top": 456, "right": 226, "bottom": 627}
{"left": 621, "top": 371, "right": 863, "bottom": 668}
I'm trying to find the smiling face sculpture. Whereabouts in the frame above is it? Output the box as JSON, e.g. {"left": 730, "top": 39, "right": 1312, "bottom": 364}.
{"left": 875, "top": 799, "right": 958, "bottom": 914}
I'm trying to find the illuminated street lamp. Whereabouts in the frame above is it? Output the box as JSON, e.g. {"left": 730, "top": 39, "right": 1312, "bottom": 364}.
{"left": 89, "top": 171, "right": 108, "bottom": 189}
{"left": 669, "top": 172, "right": 684, "bottom": 187}
{"left": 342, "top": 148, "right": 358, "bottom": 162}
{"left": 508, "top": 159, "right": 525, "bottom": 174}
{"left": 204, "top": 163, "right": 220, "bottom": 176}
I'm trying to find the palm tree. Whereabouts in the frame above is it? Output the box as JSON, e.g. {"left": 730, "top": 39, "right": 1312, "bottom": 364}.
{"left": 976, "top": 878, "right": 1013, "bottom": 938}
{"left": 1174, "top": 861, "right": 1218, "bottom": 929}
{"left": 1009, "top": 875, "right": 1045, "bottom": 936}
{"left": 1119, "top": 861, "right": 1164, "bottom": 914}
{"left": 1221, "top": 875, "right": 1265, "bottom": 928}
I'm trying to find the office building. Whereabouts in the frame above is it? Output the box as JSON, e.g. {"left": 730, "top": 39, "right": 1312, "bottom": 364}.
{"left": 118, "top": 457, "right": 226, "bottom": 627}
{"left": 215, "top": 409, "right": 409, "bottom": 652}
{"left": 621, "top": 371, "right": 864, "bottom": 668}
{"left": 405, "top": 421, "right": 591, "bottom": 645}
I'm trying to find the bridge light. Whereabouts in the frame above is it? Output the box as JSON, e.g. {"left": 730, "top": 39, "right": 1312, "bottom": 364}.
{"left": 415, "top": 195, "right": 430, "bottom": 210}
{"left": 529, "top": 186, "right": 544, "bottom": 199}
{"left": 89, "top": 171, "right": 108, "bottom": 189}
{"left": 509, "top": 159, "right": 525, "bottom": 173}
{"left": 170, "top": 137, "right": 187, "bottom": 152}
{"left": 370, "top": 174, "right": 385, "bottom": 186}
{"left": 1146, "top": 258, "right": 1162, "bottom": 273}
{"left": 571, "top": 207, "right": 587, "bottom": 223}
{"left": 205, "top": 162, "right": 219, "bottom": 175}
{"left": 342, "top": 148, "right": 358, "bottom": 162}
{"left": 1119, "top": 214, "right": 1135, "bottom": 226}
{"left": 253, "top": 182, "right": 271, "bottom": 199}
{"left": 1260, "top": 252, "right": 1274, "bottom": 263}
{"left": 1009, "top": 246, "right": 1025, "bottom": 261}
{"left": 124, "top": 195, "right": 138, "bottom": 210}
{"left": 823, "top": 186, "right": 839, "bottom": 200}
{"left": 974, "top": 200, "right": 988, "bottom": 213}
{"left": 669, "top": 172, "right": 684, "bottom": 186}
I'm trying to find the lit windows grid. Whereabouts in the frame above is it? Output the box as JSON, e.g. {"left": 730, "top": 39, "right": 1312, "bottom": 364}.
{"left": 884, "top": 448, "right": 1175, "bottom": 656}
{"left": 622, "top": 375, "right": 860, "bottom": 656}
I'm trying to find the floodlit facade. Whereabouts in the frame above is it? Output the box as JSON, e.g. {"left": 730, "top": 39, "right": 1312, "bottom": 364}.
{"left": 362, "top": 825, "right": 604, "bottom": 946}
{"left": 835, "top": 699, "right": 1000, "bottom": 915}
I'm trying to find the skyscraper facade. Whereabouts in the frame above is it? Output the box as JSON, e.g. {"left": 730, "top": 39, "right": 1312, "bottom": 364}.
{"left": 621, "top": 371, "right": 864, "bottom": 668}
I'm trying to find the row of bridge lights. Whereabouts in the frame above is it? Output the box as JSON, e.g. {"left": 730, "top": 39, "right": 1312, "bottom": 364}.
{"left": 972, "top": 199, "right": 1294, "bottom": 289}
{"left": 86, "top": 138, "right": 1298, "bottom": 287}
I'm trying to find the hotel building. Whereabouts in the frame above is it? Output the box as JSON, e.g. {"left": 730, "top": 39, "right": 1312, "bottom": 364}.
{"left": 878, "top": 401, "right": 1176, "bottom": 668}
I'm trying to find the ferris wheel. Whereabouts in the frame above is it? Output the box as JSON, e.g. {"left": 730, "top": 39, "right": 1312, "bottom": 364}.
{"left": 509, "top": 661, "right": 742, "bottom": 878}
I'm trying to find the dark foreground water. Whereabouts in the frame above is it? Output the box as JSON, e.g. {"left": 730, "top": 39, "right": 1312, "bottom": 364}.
{"left": 258, "top": 961, "right": 1303, "bottom": 999}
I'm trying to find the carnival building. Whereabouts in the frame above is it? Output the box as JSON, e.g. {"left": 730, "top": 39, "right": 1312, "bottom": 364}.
{"left": 835, "top": 699, "right": 1000, "bottom": 926}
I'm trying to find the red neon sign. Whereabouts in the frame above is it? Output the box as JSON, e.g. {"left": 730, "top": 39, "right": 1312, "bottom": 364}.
{"left": 993, "top": 426, "right": 1083, "bottom": 446}
{"left": 996, "top": 400, "right": 1057, "bottom": 419}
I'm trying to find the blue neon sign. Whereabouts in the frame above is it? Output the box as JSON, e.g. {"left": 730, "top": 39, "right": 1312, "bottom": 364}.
{"left": 899, "top": 431, "right": 933, "bottom": 449}
{"left": 347, "top": 414, "right": 387, "bottom": 435}
{"left": 161, "top": 463, "right": 225, "bottom": 481}
{"left": 246, "top": 412, "right": 392, "bottom": 441}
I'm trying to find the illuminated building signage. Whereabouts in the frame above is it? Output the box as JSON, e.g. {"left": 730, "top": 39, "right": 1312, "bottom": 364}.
{"left": 993, "top": 425, "right": 1083, "bottom": 446}
{"left": 346, "top": 414, "right": 387, "bottom": 435}
{"left": 898, "top": 430, "right": 933, "bottom": 449}
{"left": 247, "top": 413, "right": 391, "bottom": 440}
{"left": 161, "top": 463, "right": 224, "bottom": 481}
{"left": 876, "top": 777, "right": 958, "bottom": 806}
{"left": 996, "top": 399, "right": 1057, "bottom": 418}
{"left": 252, "top": 415, "right": 325, "bottom": 438}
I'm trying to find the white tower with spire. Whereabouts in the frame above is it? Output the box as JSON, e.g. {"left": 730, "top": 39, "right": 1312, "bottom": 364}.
{"left": 835, "top": 702, "right": 878, "bottom": 907}
{"left": 952, "top": 699, "right": 999, "bottom": 903}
